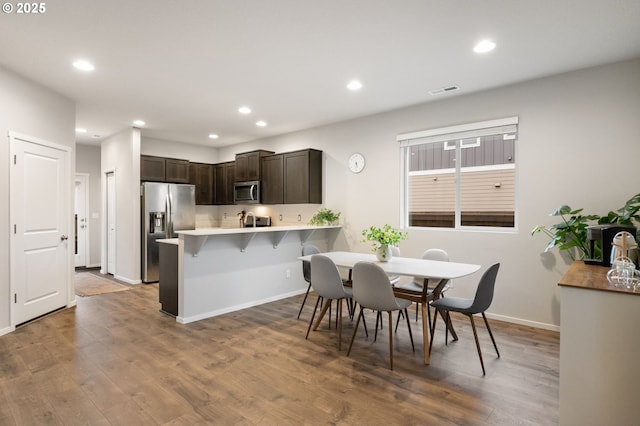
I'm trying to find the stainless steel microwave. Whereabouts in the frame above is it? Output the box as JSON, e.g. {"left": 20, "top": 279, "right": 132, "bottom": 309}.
{"left": 234, "top": 181, "right": 260, "bottom": 204}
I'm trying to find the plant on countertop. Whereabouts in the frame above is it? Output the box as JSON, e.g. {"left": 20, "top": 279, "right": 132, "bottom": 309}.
{"left": 531, "top": 192, "right": 640, "bottom": 260}
{"left": 362, "top": 224, "right": 408, "bottom": 251}
{"left": 531, "top": 206, "right": 599, "bottom": 260}
{"left": 308, "top": 208, "right": 341, "bottom": 226}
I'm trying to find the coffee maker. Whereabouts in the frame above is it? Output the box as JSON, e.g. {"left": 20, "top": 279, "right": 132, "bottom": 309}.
{"left": 584, "top": 224, "right": 637, "bottom": 267}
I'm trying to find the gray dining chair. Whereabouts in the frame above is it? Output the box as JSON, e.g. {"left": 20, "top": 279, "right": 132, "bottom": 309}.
{"left": 430, "top": 262, "right": 501, "bottom": 375}
{"left": 297, "top": 244, "right": 321, "bottom": 319}
{"left": 347, "top": 261, "right": 415, "bottom": 370}
{"left": 305, "top": 254, "right": 353, "bottom": 350}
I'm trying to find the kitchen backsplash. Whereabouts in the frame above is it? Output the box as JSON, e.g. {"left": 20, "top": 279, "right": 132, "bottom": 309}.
{"left": 196, "top": 204, "right": 327, "bottom": 229}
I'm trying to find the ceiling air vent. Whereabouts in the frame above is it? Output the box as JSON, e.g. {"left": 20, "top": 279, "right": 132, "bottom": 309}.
{"left": 429, "top": 85, "right": 460, "bottom": 96}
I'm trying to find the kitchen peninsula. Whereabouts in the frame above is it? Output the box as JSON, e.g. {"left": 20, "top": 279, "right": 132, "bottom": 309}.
{"left": 170, "top": 225, "right": 342, "bottom": 324}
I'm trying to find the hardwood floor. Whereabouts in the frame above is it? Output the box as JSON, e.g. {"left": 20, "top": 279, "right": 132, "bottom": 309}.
{"left": 0, "top": 276, "right": 559, "bottom": 425}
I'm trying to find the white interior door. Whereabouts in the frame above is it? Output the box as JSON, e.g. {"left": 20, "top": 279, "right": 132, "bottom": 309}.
{"left": 10, "top": 133, "right": 70, "bottom": 325}
{"left": 74, "top": 174, "right": 89, "bottom": 267}
{"left": 106, "top": 172, "right": 116, "bottom": 275}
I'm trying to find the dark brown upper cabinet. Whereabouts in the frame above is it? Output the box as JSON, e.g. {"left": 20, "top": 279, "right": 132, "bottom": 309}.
{"left": 284, "top": 149, "right": 322, "bottom": 204}
{"left": 261, "top": 154, "right": 284, "bottom": 204}
{"left": 141, "top": 155, "right": 189, "bottom": 183}
{"left": 214, "top": 161, "right": 236, "bottom": 205}
{"left": 235, "top": 150, "right": 274, "bottom": 182}
{"left": 189, "top": 162, "right": 213, "bottom": 205}
{"left": 261, "top": 149, "right": 322, "bottom": 204}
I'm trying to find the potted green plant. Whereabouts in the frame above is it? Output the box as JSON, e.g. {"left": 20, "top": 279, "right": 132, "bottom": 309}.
{"left": 308, "top": 208, "right": 341, "bottom": 226}
{"left": 531, "top": 193, "right": 640, "bottom": 261}
{"left": 362, "top": 224, "right": 408, "bottom": 262}
{"left": 531, "top": 206, "right": 599, "bottom": 260}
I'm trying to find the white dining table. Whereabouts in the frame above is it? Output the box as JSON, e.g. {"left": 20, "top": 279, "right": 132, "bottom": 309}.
{"left": 298, "top": 251, "right": 481, "bottom": 365}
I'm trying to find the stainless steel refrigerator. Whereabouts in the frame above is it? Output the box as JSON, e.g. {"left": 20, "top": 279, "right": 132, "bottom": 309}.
{"left": 141, "top": 182, "right": 195, "bottom": 283}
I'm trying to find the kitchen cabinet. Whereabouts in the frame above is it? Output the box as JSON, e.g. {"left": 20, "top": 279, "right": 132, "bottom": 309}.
{"left": 189, "top": 162, "right": 213, "bottom": 205}
{"left": 284, "top": 149, "right": 322, "bottom": 204}
{"left": 141, "top": 155, "right": 166, "bottom": 181}
{"left": 141, "top": 155, "right": 189, "bottom": 183}
{"left": 261, "top": 154, "right": 284, "bottom": 204}
{"left": 165, "top": 158, "right": 190, "bottom": 183}
{"left": 261, "top": 149, "right": 322, "bottom": 204}
{"left": 214, "top": 161, "right": 235, "bottom": 205}
{"left": 158, "top": 239, "right": 178, "bottom": 317}
{"left": 235, "top": 150, "right": 274, "bottom": 182}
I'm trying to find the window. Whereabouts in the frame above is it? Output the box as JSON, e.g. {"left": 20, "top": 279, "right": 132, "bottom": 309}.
{"left": 399, "top": 117, "right": 518, "bottom": 229}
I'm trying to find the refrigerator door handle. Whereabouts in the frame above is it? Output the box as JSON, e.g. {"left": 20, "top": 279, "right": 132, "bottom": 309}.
{"left": 166, "top": 192, "right": 172, "bottom": 238}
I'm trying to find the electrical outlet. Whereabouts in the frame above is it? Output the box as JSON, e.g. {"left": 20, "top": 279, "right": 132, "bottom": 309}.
{"left": 286, "top": 269, "right": 291, "bottom": 278}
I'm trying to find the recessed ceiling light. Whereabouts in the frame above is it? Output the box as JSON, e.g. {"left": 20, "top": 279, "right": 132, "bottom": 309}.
{"left": 256, "top": 121, "right": 267, "bottom": 127}
{"left": 75, "top": 128, "right": 87, "bottom": 133}
{"left": 208, "top": 134, "right": 219, "bottom": 139}
{"left": 238, "top": 106, "right": 251, "bottom": 114}
{"left": 133, "top": 120, "right": 145, "bottom": 126}
{"left": 72, "top": 59, "right": 95, "bottom": 72}
{"left": 347, "top": 80, "right": 363, "bottom": 91}
{"left": 473, "top": 39, "right": 496, "bottom": 53}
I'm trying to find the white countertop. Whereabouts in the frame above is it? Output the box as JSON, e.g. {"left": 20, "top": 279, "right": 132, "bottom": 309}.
{"left": 157, "top": 238, "right": 179, "bottom": 245}
{"left": 177, "top": 225, "right": 341, "bottom": 236}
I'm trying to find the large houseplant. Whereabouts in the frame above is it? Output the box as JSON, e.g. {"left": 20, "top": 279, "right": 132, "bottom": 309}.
{"left": 362, "top": 224, "right": 408, "bottom": 262}
{"left": 532, "top": 193, "right": 640, "bottom": 260}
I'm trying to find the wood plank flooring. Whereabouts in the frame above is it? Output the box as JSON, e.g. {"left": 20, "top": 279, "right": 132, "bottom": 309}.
{"left": 0, "top": 274, "right": 559, "bottom": 425}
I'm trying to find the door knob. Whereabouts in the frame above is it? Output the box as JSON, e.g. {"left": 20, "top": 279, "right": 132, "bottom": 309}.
{"left": 60, "top": 235, "right": 68, "bottom": 241}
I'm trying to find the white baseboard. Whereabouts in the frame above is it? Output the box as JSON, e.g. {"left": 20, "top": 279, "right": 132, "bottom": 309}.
{"left": 0, "top": 326, "right": 15, "bottom": 337}
{"left": 177, "top": 288, "right": 307, "bottom": 324}
{"left": 85, "top": 263, "right": 101, "bottom": 268}
{"left": 485, "top": 312, "right": 560, "bottom": 332}
{"left": 114, "top": 274, "right": 141, "bottom": 285}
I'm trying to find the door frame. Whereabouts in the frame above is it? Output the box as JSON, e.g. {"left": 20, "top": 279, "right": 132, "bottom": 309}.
{"left": 9, "top": 131, "right": 74, "bottom": 329}
{"left": 75, "top": 173, "right": 90, "bottom": 268}
{"left": 102, "top": 170, "right": 116, "bottom": 275}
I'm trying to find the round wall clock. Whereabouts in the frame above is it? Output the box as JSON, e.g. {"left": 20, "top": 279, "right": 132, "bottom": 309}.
{"left": 348, "top": 153, "right": 365, "bottom": 173}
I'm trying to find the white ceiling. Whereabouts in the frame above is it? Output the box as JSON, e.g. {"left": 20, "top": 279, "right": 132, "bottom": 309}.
{"left": 1, "top": 0, "right": 639, "bottom": 147}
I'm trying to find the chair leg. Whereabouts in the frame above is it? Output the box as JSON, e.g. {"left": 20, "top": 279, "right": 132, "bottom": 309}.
{"left": 362, "top": 310, "right": 369, "bottom": 337}
{"left": 429, "top": 307, "right": 438, "bottom": 354}
{"left": 444, "top": 311, "right": 450, "bottom": 345}
{"left": 394, "top": 309, "right": 406, "bottom": 333}
{"left": 297, "top": 283, "right": 312, "bottom": 319}
{"left": 374, "top": 311, "right": 381, "bottom": 342}
{"left": 313, "top": 298, "right": 332, "bottom": 331}
{"left": 387, "top": 311, "right": 394, "bottom": 370}
{"left": 403, "top": 308, "right": 415, "bottom": 352}
{"left": 306, "top": 296, "right": 321, "bottom": 339}
{"left": 337, "top": 299, "right": 343, "bottom": 351}
{"left": 468, "top": 314, "right": 486, "bottom": 376}
{"left": 347, "top": 307, "right": 364, "bottom": 356}
{"left": 482, "top": 312, "right": 500, "bottom": 358}
{"left": 415, "top": 302, "right": 419, "bottom": 322}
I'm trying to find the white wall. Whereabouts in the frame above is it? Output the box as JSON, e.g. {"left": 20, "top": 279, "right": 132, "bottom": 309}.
{"left": 76, "top": 144, "right": 102, "bottom": 267}
{"left": 141, "top": 136, "right": 218, "bottom": 163}
{"left": 101, "top": 128, "right": 141, "bottom": 284}
{"left": 0, "top": 65, "right": 75, "bottom": 334}
{"left": 219, "top": 58, "right": 640, "bottom": 329}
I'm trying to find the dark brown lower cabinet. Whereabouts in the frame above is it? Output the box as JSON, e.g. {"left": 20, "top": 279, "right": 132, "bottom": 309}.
{"left": 158, "top": 241, "right": 178, "bottom": 317}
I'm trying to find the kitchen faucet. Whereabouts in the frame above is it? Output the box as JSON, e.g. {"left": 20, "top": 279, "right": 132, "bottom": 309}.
{"left": 245, "top": 211, "right": 256, "bottom": 228}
